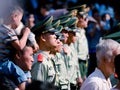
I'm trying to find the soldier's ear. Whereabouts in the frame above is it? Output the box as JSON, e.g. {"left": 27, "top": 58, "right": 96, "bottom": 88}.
{"left": 41, "top": 34, "right": 46, "bottom": 42}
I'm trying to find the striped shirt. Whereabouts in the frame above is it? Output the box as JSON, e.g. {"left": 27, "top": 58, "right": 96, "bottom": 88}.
{"left": 0, "top": 24, "right": 18, "bottom": 60}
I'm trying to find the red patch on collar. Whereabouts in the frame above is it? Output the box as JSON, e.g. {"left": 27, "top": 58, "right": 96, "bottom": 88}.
{"left": 114, "top": 73, "right": 118, "bottom": 78}
{"left": 37, "top": 54, "right": 43, "bottom": 62}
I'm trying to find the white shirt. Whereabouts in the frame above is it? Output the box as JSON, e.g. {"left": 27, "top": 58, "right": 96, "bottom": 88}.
{"left": 80, "top": 68, "right": 112, "bottom": 90}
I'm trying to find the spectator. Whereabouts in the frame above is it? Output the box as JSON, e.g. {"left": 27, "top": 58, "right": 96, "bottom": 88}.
{"left": 13, "top": 40, "right": 34, "bottom": 84}
{"left": 0, "top": 5, "right": 30, "bottom": 90}
{"left": 75, "top": 5, "right": 89, "bottom": 81}
{"left": 25, "top": 14, "right": 35, "bottom": 29}
{"left": 86, "top": 8, "right": 105, "bottom": 76}
{"left": 80, "top": 39, "right": 120, "bottom": 90}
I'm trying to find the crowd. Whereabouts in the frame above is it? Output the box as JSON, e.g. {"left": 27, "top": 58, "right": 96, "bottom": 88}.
{"left": 0, "top": 1, "right": 120, "bottom": 90}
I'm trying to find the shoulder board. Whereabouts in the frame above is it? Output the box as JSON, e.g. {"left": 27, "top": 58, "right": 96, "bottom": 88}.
{"left": 37, "top": 54, "right": 43, "bottom": 62}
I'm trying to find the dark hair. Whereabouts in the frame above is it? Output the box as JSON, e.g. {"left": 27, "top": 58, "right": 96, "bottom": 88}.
{"left": 114, "top": 54, "right": 120, "bottom": 80}
{"left": 10, "top": 39, "right": 34, "bottom": 61}
{"left": 20, "top": 40, "right": 34, "bottom": 54}
{"left": 25, "top": 80, "right": 59, "bottom": 90}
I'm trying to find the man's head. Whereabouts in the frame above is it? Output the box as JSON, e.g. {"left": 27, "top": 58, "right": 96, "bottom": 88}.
{"left": 14, "top": 40, "right": 34, "bottom": 71}
{"left": 31, "top": 16, "right": 61, "bottom": 51}
{"left": 96, "top": 39, "right": 120, "bottom": 77}
{"left": 64, "top": 18, "right": 78, "bottom": 44}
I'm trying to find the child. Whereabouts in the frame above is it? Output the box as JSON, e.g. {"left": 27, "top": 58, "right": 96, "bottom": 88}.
{"left": 0, "top": 6, "right": 30, "bottom": 90}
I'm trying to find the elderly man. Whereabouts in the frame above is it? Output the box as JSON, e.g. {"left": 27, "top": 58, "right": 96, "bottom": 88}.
{"left": 80, "top": 39, "right": 120, "bottom": 90}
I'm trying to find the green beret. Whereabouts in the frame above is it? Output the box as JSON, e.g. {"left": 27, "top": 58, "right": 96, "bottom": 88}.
{"left": 31, "top": 16, "right": 57, "bottom": 35}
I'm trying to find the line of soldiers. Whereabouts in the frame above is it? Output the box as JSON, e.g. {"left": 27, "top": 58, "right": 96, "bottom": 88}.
{"left": 31, "top": 4, "right": 89, "bottom": 90}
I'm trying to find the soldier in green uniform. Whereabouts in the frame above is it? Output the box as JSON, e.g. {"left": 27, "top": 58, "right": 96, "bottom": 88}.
{"left": 52, "top": 20, "right": 70, "bottom": 90}
{"left": 74, "top": 6, "right": 89, "bottom": 80}
{"left": 31, "top": 16, "right": 60, "bottom": 86}
{"left": 64, "top": 17, "right": 83, "bottom": 90}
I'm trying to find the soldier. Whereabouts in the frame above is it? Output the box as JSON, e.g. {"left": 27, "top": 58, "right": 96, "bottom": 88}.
{"left": 75, "top": 5, "right": 89, "bottom": 80}
{"left": 63, "top": 17, "right": 83, "bottom": 90}
{"left": 31, "top": 16, "right": 60, "bottom": 86}
{"left": 52, "top": 20, "right": 70, "bottom": 90}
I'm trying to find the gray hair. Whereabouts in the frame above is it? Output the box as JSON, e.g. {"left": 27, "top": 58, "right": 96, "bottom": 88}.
{"left": 96, "top": 39, "right": 120, "bottom": 65}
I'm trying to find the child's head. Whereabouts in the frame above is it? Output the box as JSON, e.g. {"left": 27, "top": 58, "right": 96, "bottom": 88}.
{"left": 3, "top": 6, "right": 24, "bottom": 28}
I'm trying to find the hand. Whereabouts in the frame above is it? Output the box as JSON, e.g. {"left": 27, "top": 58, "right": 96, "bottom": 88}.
{"left": 21, "top": 27, "right": 30, "bottom": 35}
{"left": 76, "top": 77, "right": 83, "bottom": 87}
{"left": 33, "top": 42, "right": 39, "bottom": 53}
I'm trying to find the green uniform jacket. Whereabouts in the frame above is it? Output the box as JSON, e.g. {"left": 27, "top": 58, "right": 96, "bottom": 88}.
{"left": 31, "top": 50, "right": 57, "bottom": 85}
{"left": 54, "top": 52, "right": 70, "bottom": 89}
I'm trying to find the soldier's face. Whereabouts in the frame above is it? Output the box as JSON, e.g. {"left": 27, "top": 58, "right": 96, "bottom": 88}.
{"left": 61, "top": 30, "right": 69, "bottom": 44}
{"left": 54, "top": 40, "right": 63, "bottom": 53}
{"left": 43, "top": 32, "right": 58, "bottom": 50}
{"left": 67, "top": 32, "right": 77, "bottom": 44}
{"left": 77, "top": 16, "right": 88, "bottom": 28}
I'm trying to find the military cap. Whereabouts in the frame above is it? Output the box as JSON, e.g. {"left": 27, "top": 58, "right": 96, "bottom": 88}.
{"left": 31, "top": 16, "right": 58, "bottom": 35}
{"left": 102, "top": 31, "right": 120, "bottom": 39}
{"left": 64, "top": 17, "right": 79, "bottom": 32}
{"left": 59, "top": 17, "right": 71, "bottom": 31}
{"left": 52, "top": 20, "right": 63, "bottom": 33}
{"left": 60, "top": 17, "right": 71, "bottom": 25}
{"left": 67, "top": 9, "right": 78, "bottom": 17}
{"left": 52, "top": 20, "right": 60, "bottom": 28}
{"left": 56, "top": 25, "right": 63, "bottom": 32}
{"left": 78, "top": 7, "right": 89, "bottom": 19}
